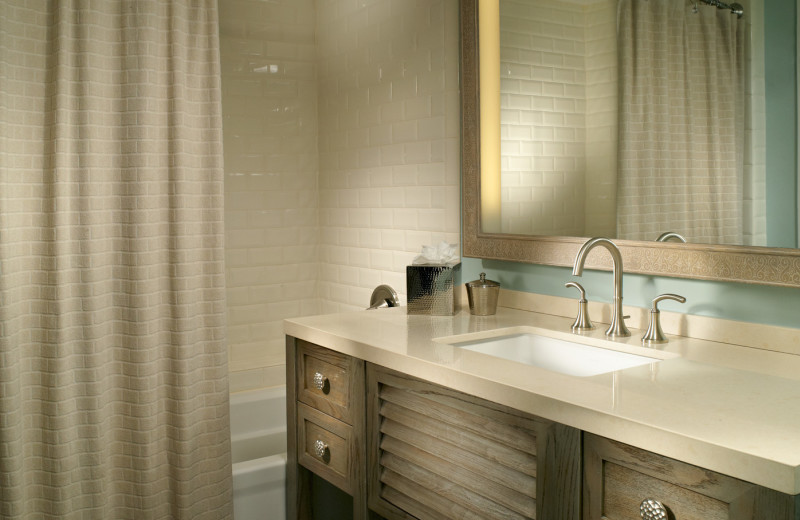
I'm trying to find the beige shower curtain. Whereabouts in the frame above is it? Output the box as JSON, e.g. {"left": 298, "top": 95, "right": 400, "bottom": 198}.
{"left": 0, "top": 2, "right": 232, "bottom": 519}
{"left": 616, "top": 0, "right": 746, "bottom": 244}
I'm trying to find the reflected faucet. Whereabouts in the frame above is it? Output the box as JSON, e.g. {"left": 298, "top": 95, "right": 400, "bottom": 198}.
{"left": 572, "top": 238, "right": 630, "bottom": 338}
{"left": 656, "top": 231, "right": 687, "bottom": 243}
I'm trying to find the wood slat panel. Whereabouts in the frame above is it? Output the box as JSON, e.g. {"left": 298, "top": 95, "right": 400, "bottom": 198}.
{"left": 381, "top": 487, "right": 447, "bottom": 520}
{"left": 380, "top": 415, "right": 537, "bottom": 494}
{"left": 368, "top": 366, "right": 548, "bottom": 520}
{"left": 381, "top": 468, "right": 494, "bottom": 520}
{"left": 381, "top": 452, "right": 529, "bottom": 520}
{"left": 380, "top": 435, "right": 536, "bottom": 518}
{"left": 380, "top": 400, "right": 538, "bottom": 476}
{"left": 380, "top": 384, "right": 537, "bottom": 455}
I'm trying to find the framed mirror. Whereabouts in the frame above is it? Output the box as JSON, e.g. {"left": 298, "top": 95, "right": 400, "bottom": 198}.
{"left": 461, "top": 0, "right": 800, "bottom": 287}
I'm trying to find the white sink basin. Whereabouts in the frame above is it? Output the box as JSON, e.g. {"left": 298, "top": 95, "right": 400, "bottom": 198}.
{"left": 448, "top": 332, "right": 661, "bottom": 377}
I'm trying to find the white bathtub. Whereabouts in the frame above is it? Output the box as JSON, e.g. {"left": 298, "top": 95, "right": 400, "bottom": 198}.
{"left": 230, "top": 386, "right": 287, "bottom": 520}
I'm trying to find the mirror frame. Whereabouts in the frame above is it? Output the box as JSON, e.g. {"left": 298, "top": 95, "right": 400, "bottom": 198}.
{"left": 460, "top": 0, "right": 800, "bottom": 288}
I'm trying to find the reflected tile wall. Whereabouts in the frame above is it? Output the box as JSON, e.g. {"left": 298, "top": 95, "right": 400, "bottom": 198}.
{"left": 220, "top": 0, "right": 319, "bottom": 389}
{"left": 499, "top": 0, "right": 618, "bottom": 237}
{"left": 315, "top": 0, "right": 462, "bottom": 313}
{"left": 583, "top": 0, "right": 618, "bottom": 237}
{"left": 498, "top": 0, "right": 765, "bottom": 243}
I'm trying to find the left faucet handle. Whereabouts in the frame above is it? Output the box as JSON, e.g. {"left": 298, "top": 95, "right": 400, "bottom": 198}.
{"left": 565, "top": 282, "right": 595, "bottom": 331}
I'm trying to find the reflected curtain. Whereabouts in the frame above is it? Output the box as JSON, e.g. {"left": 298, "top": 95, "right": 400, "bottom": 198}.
{"left": 0, "top": 1, "right": 231, "bottom": 519}
{"left": 616, "top": 0, "right": 749, "bottom": 244}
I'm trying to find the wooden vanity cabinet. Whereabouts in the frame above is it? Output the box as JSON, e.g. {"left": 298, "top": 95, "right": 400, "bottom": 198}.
{"left": 287, "top": 337, "right": 580, "bottom": 520}
{"left": 287, "top": 337, "right": 370, "bottom": 519}
{"left": 583, "top": 434, "right": 800, "bottom": 520}
{"left": 287, "top": 337, "right": 799, "bottom": 520}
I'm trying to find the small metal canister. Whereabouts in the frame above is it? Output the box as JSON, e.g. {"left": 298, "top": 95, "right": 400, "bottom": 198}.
{"left": 466, "top": 272, "right": 500, "bottom": 316}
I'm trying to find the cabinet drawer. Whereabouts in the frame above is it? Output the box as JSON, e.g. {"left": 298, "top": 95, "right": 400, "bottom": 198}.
{"left": 583, "top": 434, "right": 795, "bottom": 520}
{"left": 297, "top": 402, "right": 355, "bottom": 494}
{"left": 297, "top": 340, "right": 358, "bottom": 424}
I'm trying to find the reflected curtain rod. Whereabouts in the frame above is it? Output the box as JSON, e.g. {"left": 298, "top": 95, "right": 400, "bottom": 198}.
{"left": 696, "top": 0, "right": 744, "bottom": 19}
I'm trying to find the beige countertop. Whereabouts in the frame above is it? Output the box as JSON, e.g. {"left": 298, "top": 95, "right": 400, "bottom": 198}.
{"left": 285, "top": 305, "right": 800, "bottom": 495}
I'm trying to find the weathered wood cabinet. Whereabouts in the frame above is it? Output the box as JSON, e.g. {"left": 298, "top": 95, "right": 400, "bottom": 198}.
{"left": 583, "top": 435, "right": 800, "bottom": 520}
{"left": 367, "top": 365, "right": 580, "bottom": 520}
{"left": 287, "top": 338, "right": 370, "bottom": 519}
{"left": 286, "top": 337, "right": 800, "bottom": 520}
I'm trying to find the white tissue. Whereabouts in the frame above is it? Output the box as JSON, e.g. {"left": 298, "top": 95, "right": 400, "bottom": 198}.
{"left": 412, "top": 241, "right": 459, "bottom": 265}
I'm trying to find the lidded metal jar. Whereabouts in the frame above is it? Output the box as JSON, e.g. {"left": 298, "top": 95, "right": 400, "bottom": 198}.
{"left": 466, "top": 272, "right": 500, "bottom": 316}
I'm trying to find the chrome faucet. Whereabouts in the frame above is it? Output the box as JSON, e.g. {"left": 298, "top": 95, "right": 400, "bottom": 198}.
{"left": 572, "top": 237, "right": 630, "bottom": 338}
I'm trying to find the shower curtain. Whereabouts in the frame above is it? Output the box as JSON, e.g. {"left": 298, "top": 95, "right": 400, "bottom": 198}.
{"left": 0, "top": 1, "right": 232, "bottom": 519}
{"left": 616, "top": 0, "right": 747, "bottom": 244}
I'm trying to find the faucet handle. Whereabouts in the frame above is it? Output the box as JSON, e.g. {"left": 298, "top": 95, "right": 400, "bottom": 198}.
{"left": 565, "top": 281, "right": 586, "bottom": 300}
{"left": 651, "top": 293, "right": 686, "bottom": 309}
{"left": 642, "top": 293, "right": 686, "bottom": 344}
{"left": 565, "top": 282, "right": 595, "bottom": 331}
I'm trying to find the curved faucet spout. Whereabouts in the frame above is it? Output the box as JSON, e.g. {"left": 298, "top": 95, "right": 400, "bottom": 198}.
{"left": 656, "top": 231, "right": 687, "bottom": 243}
{"left": 572, "top": 237, "right": 630, "bottom": 338}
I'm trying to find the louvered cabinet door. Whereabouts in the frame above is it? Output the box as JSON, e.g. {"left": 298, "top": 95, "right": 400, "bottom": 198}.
{"left": 366, "top": 364, "right": 580, "bottom": 520}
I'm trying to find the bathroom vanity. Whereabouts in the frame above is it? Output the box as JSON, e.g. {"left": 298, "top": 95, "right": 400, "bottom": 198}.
{"left": 285, "top": 302, "right": 800, "bottom": 519}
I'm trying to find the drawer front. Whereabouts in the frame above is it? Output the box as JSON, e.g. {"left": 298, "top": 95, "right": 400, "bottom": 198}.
{"left": 584, "top": 434, "right": 766, "bottom": 520}
{"left": 297, "top": 340, "right": 355, "bottom": 424}
{"left": 601, "top": 460, "right": 730, "bottom": 520}
{"left": 297, "top": 402, "right": 354, "bottom": 494}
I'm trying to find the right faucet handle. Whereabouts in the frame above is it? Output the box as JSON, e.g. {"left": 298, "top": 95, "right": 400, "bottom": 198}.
{"left": 642, "top": 294, "right": 686, "bottom": 344}
{"left": 565, "top": 282, "right": 595, "bottom": 332}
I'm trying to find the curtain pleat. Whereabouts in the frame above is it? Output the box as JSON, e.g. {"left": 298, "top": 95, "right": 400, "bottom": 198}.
{"left": 616, "top": 0, "right": 747, "bottom": 244}
{"left": 0, "top": 1, "right": 231, "bottom": 518}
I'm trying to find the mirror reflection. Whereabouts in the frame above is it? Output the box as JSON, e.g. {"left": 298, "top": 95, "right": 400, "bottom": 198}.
{"left": 481, "top": 0, "right": 797, "bottom": 248}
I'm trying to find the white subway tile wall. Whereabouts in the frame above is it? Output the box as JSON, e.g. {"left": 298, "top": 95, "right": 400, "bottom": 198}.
{"left": 499, "top": 0, "right": 617, "bottom": 237}
{"left": 315, "top": 0, "right": 461, "bottom": 313}
{"left": 221, "top": 0, "right": 461, "bottom": 390}
{"left": 220, "top": 0, "right": 319, "bottom": 389}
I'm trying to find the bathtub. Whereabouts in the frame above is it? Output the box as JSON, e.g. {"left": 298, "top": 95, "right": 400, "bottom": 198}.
{"left": 230, "top": 386, "right": 287, "bottom": 520}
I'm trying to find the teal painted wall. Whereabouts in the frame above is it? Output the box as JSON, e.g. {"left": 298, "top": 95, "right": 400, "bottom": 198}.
{"left": 459, "top": 257, "right": 800, "bottom": 328}
{"left": 460, "top": 5, "right": 800, "bottom": 330}
{"left": 765, "top": 0, "right": 798, "bottom": 248}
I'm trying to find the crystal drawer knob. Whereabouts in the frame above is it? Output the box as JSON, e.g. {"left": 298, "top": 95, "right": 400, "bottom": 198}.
{"left": 313, "top": 372, "right": 329, "bottom": 393}
{"left": 640, "top": 499, "right": 668, "bottom": 520}
{"left": 314, "top": 439, "right": 329, "bottom": 462}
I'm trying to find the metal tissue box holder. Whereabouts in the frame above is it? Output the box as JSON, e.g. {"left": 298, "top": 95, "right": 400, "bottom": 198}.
{"left": 406, "top": 263, "right": 461, "bottom": 315}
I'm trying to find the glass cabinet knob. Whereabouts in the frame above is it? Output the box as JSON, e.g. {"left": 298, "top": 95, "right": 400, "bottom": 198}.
{"left": 314, "top": 439, "right": 329, "bottom": 463}
{"left": 312, "top": 372, "right": 329, "bottom": 393}
{"left": 640, "top": 498, "right": 668, "bottom": 520}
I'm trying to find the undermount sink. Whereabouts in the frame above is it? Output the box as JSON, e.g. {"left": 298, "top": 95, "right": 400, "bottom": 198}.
{"left": 445, "top": 332, "right": 663, "bottom": 377}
